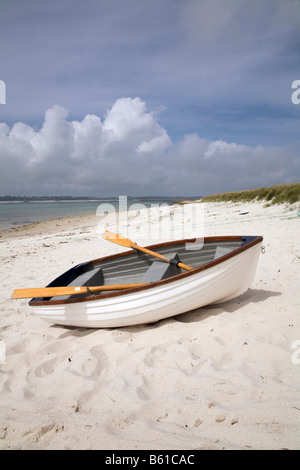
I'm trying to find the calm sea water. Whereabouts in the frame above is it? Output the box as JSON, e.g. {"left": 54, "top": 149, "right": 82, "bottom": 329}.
{"left": 0, "top": 197, "right": 184, "bottom": 232}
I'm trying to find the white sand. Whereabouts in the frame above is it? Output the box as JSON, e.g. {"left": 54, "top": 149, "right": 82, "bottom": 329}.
{"left": 0, "top": 201, "right": 299, "bottom": 450}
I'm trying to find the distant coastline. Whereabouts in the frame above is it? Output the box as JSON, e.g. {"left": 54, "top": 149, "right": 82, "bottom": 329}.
{"left": 0, "top": 195, "right": 191, "bottom": 203}
{"left": 0, "top": 199, "right": 115, "bottom": 204}
{"left": 0, "top": 196, "right": 118, "bottom": 203}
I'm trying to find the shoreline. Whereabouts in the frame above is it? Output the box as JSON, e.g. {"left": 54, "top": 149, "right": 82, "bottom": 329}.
{"left": 0, "top": 212, "right": 98, "bottom": 240}
{"left": 0, "top": 197, "right": 187, "bottom": 234}
{"left": 0, "top": 200, "right": 299, "bottom": 449}
{"left": 1, "top": 199, "right": 298, "bottom": 241}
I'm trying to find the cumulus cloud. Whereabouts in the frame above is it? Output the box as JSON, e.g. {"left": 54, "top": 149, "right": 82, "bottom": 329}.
{"left": 0, "top": 97, "right": 299, "bottom": 196}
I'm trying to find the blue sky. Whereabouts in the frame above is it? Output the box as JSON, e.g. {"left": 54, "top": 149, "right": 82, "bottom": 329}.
{"left": 0, "top": 0, "right": 299, "bottom": 196}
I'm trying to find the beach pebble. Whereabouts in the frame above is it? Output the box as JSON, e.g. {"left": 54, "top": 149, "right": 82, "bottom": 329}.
{"left": 215, "top": 414, "right": 226, "bottom": 423}
{"left": 193, "top": 418, "right": 203, "bottom": 428}
{"left": 157, "top": 413, "right": 168, "bottom": 422}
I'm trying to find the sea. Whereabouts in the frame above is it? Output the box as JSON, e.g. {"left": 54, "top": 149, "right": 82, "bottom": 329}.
{"left": 0, "top": 197, "right": 187, "bottom": 232}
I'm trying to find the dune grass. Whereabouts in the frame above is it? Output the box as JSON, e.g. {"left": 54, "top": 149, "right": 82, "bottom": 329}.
{"left": 201, "top": 183, "right": 300, "bottom": 205}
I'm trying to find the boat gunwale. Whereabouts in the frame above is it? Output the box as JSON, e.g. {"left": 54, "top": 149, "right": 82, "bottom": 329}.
{"left": 29, "top": 235, "right": 263, "bottom": 307}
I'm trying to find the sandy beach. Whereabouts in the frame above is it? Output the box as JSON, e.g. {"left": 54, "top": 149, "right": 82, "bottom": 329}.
{"left": 0, "top": 200, "right": 299, "bottom": 450}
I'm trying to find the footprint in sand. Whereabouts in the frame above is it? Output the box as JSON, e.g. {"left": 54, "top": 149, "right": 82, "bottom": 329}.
{"left": 34, "top": 357, "right": 56, "bottom": 378}
{"left": 67, "top": 345, "right": 108, "bottom": 379}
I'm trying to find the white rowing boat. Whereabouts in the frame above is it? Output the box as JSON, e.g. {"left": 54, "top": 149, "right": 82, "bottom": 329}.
{"left": 15, "top": 235, "right": 263, "bottom": 328}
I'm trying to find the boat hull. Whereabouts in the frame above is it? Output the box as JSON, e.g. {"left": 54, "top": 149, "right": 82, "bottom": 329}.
{"left": 30, "top": 237, "right": 262, "bottom": 328}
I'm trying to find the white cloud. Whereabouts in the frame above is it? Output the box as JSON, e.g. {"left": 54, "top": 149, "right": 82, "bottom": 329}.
{"left": 102, "top": 97, "right": 171, "bottom": 154}
{"left": 0, "top": 97, "right": 299, "bottom": 196}
{"left": 204, "top": 140, "right": 249, "bottom": 160}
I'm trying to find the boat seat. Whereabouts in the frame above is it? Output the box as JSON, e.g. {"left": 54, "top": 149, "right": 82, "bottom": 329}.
{"left": 52, "top": 267, "right": 105, "bottom": 300}
{"left": 214, "top": 246, "right": 233, "bottom": 260}
{"left": 67, "top": 266, "right": 104, "bottom": 287}
{"left": 141, "top": 252, "right": 181, "bottom": 283}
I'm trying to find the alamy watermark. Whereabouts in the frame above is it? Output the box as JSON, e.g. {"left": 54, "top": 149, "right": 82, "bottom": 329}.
{"left": 291, "top": 340, "right": 300, "bottom": 365}
{"left": 0, "top": 80, "right": 6, "bottom": 104}
{"left": 0, "top": 340, "right": 6, "bottom": 365}
{"left": 291, "top": 80, "right": 300, "bottom": 105}
{"left": 96, "top": 195, "right": 204, "bottom": 249}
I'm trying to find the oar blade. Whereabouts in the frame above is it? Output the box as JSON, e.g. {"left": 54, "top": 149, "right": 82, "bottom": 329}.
{"left": 11, "top": 286, "right": 88, "bottom": 299}
{"left": 103, "top": 230, "right": 133, "bottom": 248}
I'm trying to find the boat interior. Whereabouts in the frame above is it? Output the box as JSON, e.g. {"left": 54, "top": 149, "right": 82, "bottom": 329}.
{"left": 32, "top": 237, "right": 254, "bottom": 302}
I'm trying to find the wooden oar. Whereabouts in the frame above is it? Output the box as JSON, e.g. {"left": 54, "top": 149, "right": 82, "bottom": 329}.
{"left": 11, "top": 283, "right": 147, "bottom": 299}
{"left": 103, "top": 231, "right": 194, "bottom": 272}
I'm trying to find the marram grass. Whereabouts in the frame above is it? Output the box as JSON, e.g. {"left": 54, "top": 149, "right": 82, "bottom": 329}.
{"left": 201, "top": 183, "right": 300, "bottom": 205}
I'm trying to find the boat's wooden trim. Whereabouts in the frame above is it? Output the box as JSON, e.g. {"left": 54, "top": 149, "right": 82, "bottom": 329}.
{"left": 29, "top": 235, "right": 263, "bottom": 306}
